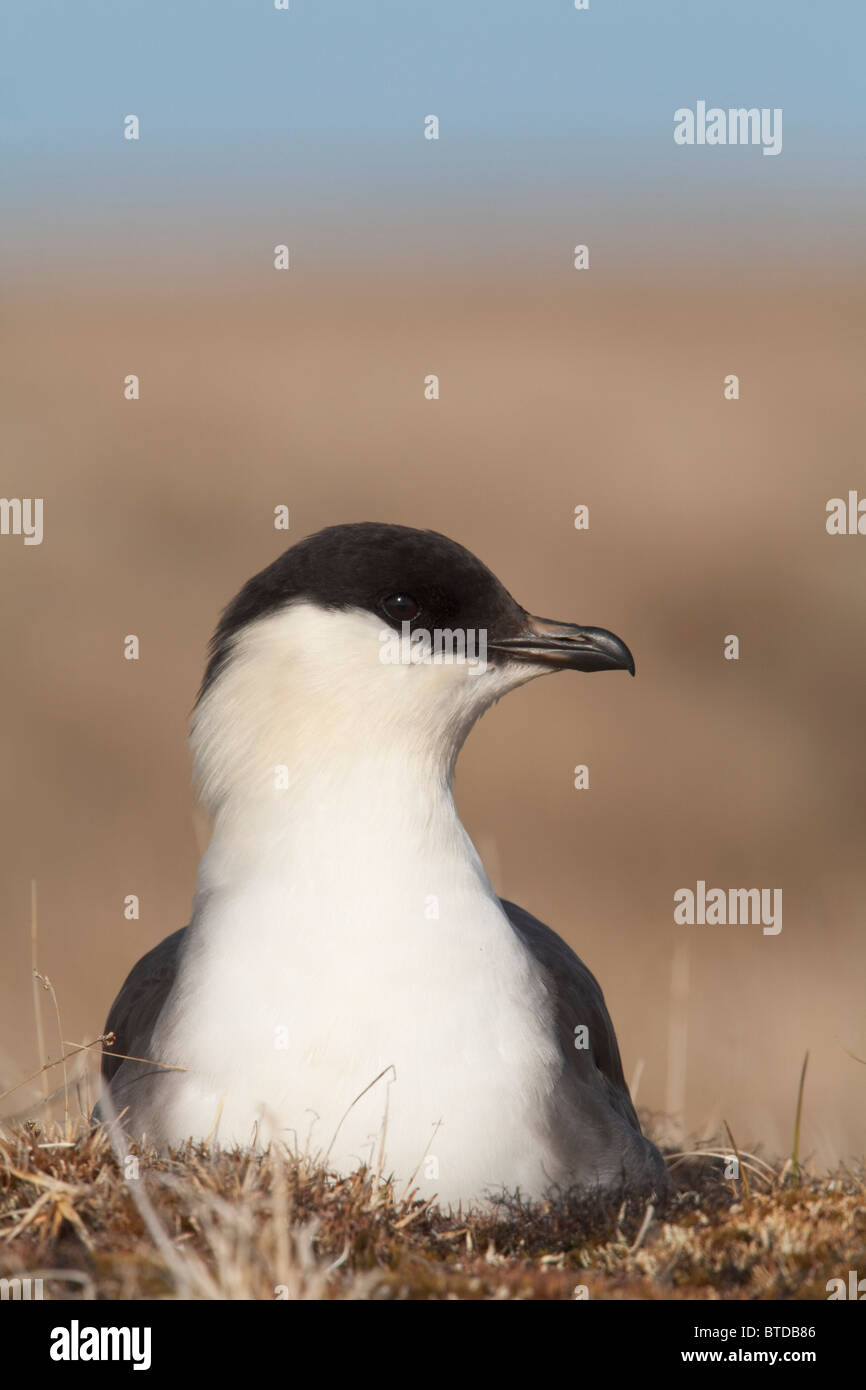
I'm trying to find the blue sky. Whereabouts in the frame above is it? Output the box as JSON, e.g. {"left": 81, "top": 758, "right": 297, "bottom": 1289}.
{"left": 3, "top": 1, "right": 863, "bottom": 275}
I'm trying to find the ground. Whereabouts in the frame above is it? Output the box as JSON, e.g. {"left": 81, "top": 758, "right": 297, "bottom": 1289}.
{"left": 1, "top": 1121, "right": 863, "bottom": 1301}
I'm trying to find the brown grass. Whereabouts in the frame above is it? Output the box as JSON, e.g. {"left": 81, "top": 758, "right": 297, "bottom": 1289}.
{"left": 1, "top": 1117, "right": 863, "bottom": 1301}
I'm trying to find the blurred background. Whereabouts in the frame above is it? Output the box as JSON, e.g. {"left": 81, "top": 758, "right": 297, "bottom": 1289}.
{"left": 2, "top": 1, "right": 864, "bottom": 1173}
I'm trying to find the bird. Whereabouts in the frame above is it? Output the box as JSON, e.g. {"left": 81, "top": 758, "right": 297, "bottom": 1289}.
{"left": 97, "top": 522, "right": 669, "bottom": 1207}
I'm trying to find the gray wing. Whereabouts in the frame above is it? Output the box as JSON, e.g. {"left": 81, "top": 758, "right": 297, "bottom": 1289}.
{"left": 501, "top": 898, "right": 670, "bottom": 1197}
{"left": 100, "top": 927, "right": 188, "bottom": 1084}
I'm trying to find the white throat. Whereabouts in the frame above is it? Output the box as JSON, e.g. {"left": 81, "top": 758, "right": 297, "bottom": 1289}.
{"left": 189, "top": 601, "right": 542, "bottom": 878}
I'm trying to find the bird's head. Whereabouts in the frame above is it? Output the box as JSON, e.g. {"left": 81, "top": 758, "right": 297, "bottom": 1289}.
{"left": 190, "top": 523, "right": 634, "bottom": 811}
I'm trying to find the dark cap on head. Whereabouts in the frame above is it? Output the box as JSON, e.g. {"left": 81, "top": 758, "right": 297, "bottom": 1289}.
{"left": 198, "top": 522, "right": 634, "bottom": 699}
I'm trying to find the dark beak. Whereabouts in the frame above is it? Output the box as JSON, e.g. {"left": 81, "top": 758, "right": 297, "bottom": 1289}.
{"left": 489, "top": 615, "right": 635, "bottom": 675}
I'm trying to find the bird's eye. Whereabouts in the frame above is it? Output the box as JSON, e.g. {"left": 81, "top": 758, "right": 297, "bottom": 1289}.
{"left": 382, "top": 593, "right": 421, "bottom": 622}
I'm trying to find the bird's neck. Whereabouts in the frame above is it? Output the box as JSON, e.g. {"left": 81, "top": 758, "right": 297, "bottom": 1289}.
{"left": 199, "top": 750, "right": 476, "bottom": 885}
{"left": 188, "top": 652, "right": 492, "bottom": 925}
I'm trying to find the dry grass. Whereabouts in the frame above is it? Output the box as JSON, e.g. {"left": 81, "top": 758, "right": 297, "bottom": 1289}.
{"left": 1, "top": 1117, "right": 863, "bottom": 1301}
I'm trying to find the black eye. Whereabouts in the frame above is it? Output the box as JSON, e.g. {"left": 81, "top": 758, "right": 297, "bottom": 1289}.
{"left": 382, "top": 593, "right": 421, "bottom": 622}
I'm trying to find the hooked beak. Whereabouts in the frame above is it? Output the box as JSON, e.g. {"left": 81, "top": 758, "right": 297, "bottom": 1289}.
{"left": 489, "top": 615, "right": 635, "bottom": 675}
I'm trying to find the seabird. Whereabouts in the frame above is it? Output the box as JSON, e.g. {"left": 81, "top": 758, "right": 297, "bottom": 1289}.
{"left": 98, "top": 523, "right": 668, "bottom": 1206}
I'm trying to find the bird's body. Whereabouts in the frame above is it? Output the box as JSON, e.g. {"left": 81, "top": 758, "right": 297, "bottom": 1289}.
{"left": 99, "top": 524, "right": 668, "bottom": 1207}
